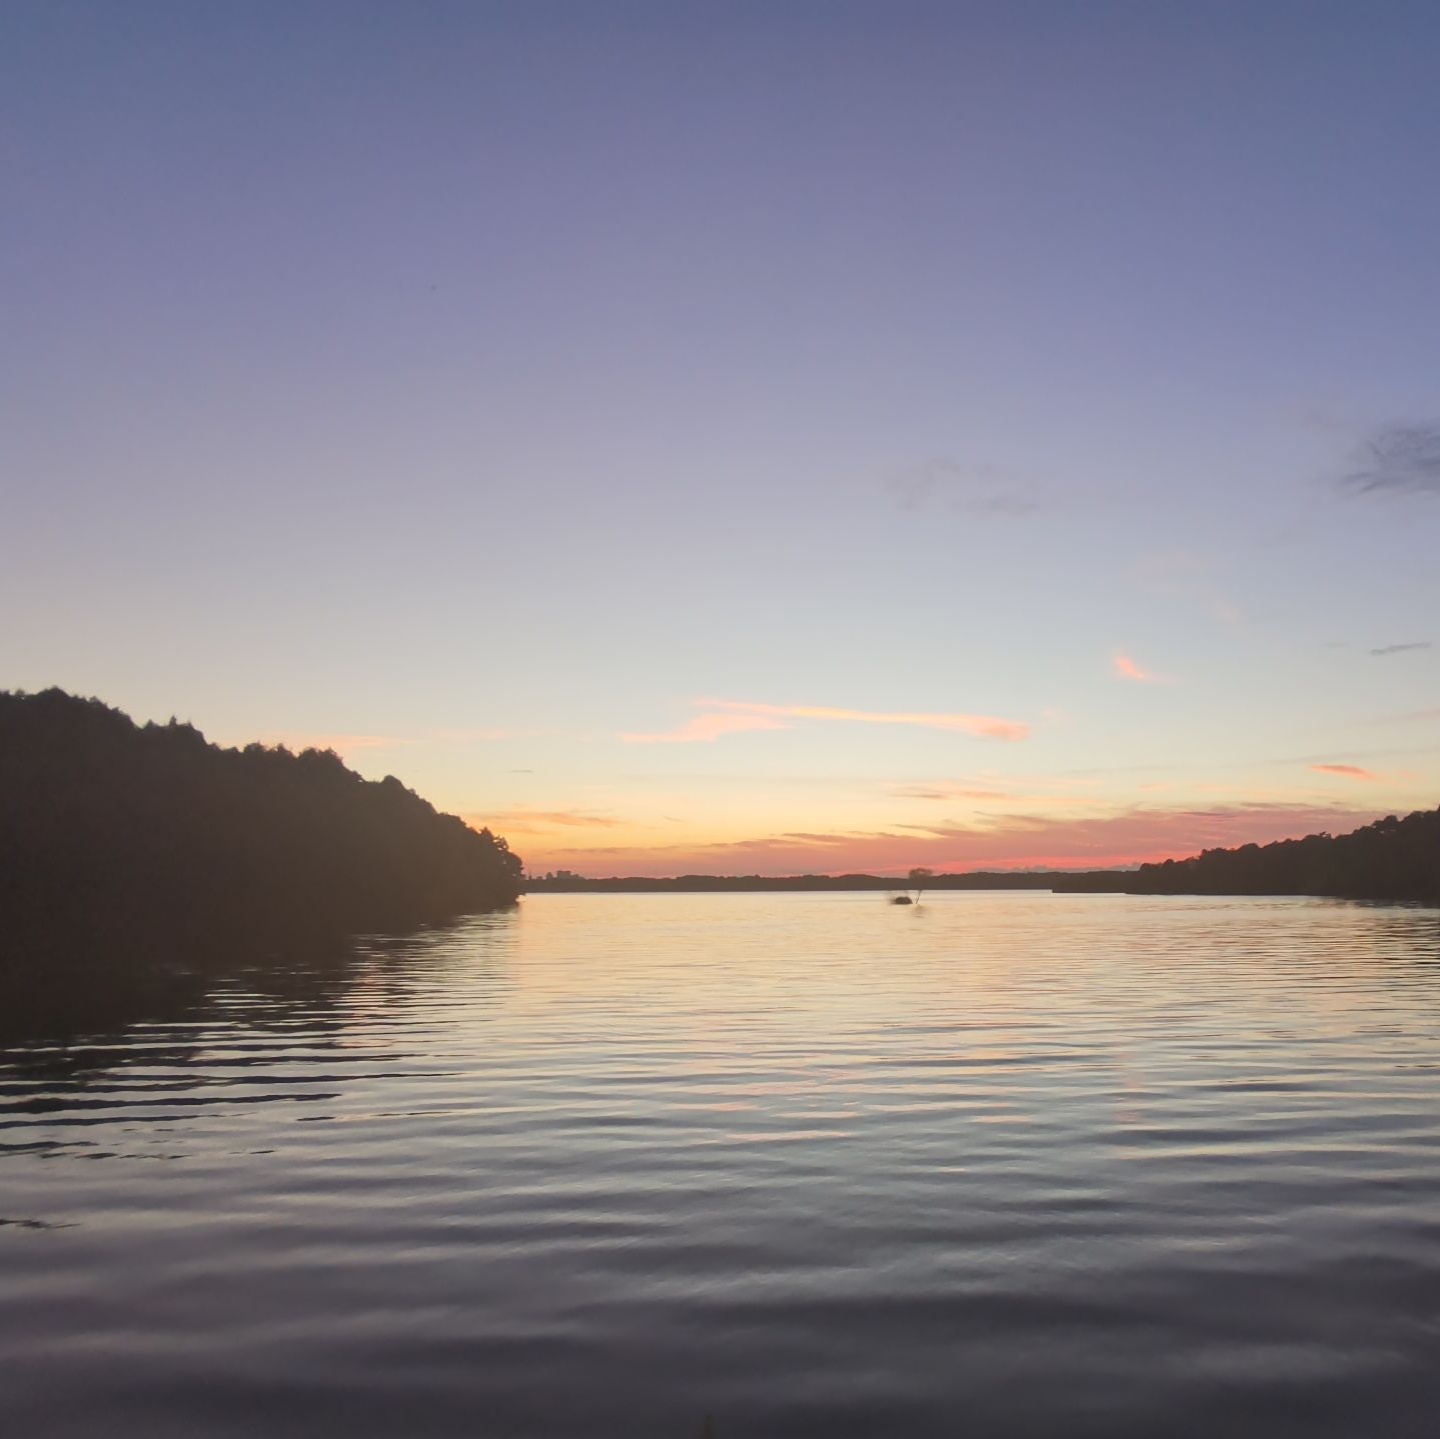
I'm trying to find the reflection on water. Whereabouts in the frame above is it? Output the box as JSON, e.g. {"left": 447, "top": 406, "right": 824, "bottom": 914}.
{"left": 3, "top": 894, "right": 1440, "bottom": 1438}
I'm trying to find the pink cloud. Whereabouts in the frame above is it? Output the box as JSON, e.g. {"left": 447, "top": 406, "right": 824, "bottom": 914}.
{"left": 1112, "top": 652, "right": 1160, "bottom": 683}
{"left": 619, "top": 711, "right": 793, "bottom": 744}
{"left": 1310, "top": 763, "right": 1378, "bottom": 781}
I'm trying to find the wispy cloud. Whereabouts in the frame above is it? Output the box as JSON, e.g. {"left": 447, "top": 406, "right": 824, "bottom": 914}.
{"left": 1112, "top": 652, "right": 1164, "bottom": 683}
{"left": 622, "top": 700, "right": 1030, "bottom": 744}
{"left": 1369, "top": 641, "right": 1431, "bottom": 657}
{"left": 1342, "top": 423, "right": 1440, "bottom": 497}
{"left": 619, "top": 711, "right": 793, "bottom": 744}
{"left": 1309, "top": 763, "right": 1379, "bottom": 781}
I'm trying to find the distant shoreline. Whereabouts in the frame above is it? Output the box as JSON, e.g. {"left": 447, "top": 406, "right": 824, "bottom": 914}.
{"left": 526, "top": 804, "right": 1440, "bottom": 903}
{"left": 524, "top": 872, "right": 1128, "bottom": 894}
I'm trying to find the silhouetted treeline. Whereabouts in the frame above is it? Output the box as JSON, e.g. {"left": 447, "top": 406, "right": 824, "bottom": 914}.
{"left": 1115, "top": 808, "right": 1440, "bottom": 902}
{"left": 526, "top": 870, "right": 1111, "bottom": 893}
{"left": 0, "top": 690, "right": 522, "bottom": 970}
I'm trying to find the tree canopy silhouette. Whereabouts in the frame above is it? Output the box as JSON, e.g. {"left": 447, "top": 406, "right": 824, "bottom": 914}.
{"left": 0, "top": 689, "right": 522, "bottom": 966}
{"left": 1124, "top": 808, "right": 1440, "bottom": 902}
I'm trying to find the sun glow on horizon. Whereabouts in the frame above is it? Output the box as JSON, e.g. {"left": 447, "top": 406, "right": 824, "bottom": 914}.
{"left": 492, "top": 786, "right": 1419, "bottom": 878}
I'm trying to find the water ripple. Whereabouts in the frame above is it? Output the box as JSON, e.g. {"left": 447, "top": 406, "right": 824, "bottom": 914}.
{"left": 2, "top": 893, "right": 1439, "bottom": 1437}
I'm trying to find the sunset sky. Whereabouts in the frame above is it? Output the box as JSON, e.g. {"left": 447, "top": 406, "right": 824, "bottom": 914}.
{"left": 4, "top": 2, "right": 1438, "bottom": 875}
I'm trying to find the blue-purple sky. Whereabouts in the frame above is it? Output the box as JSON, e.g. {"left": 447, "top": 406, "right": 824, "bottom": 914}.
{"left": 4, "top": 1, "right": 1438, "bottom": 873}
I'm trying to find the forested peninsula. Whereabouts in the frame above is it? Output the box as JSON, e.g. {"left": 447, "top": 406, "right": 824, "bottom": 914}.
{"left": 0, "top": 690, "right": 522, "bottom": 965}
{"left": 1114, "top": 807, "right": 1440, "bottom": 902}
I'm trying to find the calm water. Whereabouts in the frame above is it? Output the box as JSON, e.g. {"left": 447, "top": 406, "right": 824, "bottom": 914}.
{"left": 4, "top": 893, "right": 1440, "bottom": 1438}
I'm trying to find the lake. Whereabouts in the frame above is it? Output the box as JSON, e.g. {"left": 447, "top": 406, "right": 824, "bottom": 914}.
{"left": 3, "top": 892, "right": 1440, "bottom": 1437}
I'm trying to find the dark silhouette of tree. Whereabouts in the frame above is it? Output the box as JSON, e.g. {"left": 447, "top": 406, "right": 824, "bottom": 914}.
{"left": 1124, "top": 808, "right": 1440, "bottom": 902}
{"left": 0, "top": 689, "right": 523, "bottom": 971}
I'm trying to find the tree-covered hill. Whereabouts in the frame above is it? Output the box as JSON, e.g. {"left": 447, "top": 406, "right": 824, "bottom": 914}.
{"left": 1126, "top": 807, "right": 1440, "bottom": 902}
{"left": 0, "top": 689, "right": 522, "bottom": 962}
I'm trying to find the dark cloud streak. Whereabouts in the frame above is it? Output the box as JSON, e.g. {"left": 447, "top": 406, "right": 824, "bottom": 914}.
{"left": 1343, "top": 424, "right": 1440, "bottom": 497}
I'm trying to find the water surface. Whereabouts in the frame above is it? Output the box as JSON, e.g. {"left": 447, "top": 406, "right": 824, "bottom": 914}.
{"left": 4, "top": 893, "right": 1440, "bottom": 1437}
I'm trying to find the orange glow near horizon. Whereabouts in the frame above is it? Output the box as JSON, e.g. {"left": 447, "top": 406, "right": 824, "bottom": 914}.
{"left": 503, "top": 797, "right": 1399, "bottom": 878}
